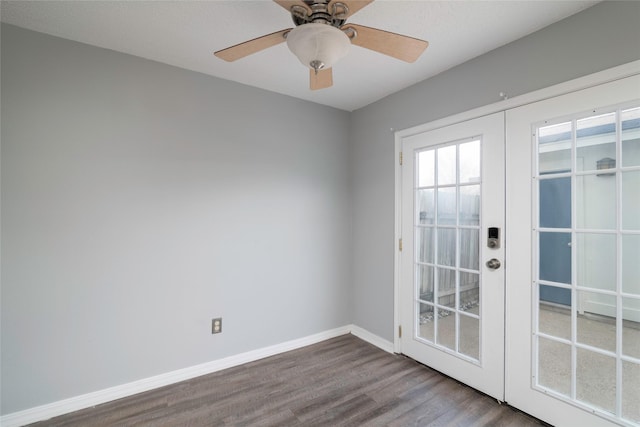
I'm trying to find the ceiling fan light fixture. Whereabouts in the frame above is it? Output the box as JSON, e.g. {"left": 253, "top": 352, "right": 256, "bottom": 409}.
{"left": 286, "top": 23, "right": 350, "bottom": 72}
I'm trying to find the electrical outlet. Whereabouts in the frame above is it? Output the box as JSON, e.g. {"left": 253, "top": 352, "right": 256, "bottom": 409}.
{"left": 212, "top": 318, "right": 222, "bottom": 334}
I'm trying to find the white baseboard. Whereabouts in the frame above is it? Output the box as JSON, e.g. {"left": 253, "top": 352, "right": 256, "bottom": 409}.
{"left": 0, "top": 324, "right": 391, "bottom": 427}
{"left": 350, "top": 324, "right": 395, "bottom": 353}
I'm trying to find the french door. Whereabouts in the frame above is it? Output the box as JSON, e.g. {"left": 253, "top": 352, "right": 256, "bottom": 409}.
{"left": 506, "top": 75, "right": 640, "bottom": 426}
{"left": 398, "top": 73, "right": 639, "bottom": 426}
{"left": 399, "top": 112, "right": 506, "bottom": 400}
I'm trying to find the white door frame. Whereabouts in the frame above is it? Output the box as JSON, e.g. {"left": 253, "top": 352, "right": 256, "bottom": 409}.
{"left": 394, "top": 60, "right": 640, "bottom": 356}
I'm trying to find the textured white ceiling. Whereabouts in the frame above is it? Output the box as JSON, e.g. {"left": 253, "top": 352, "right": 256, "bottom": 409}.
{"left": 1, "top": 0, "right": 599, "bottom": 111}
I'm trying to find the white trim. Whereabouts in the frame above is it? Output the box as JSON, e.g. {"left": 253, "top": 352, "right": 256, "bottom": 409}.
{"left": 393, "top": 60, "right": 640, "bottom": 353}
{"left": 350, "top": 324, "right": 395, "bottom": 354}
{"left": 0, "top": 324, "right": 393, "bottom": 427}
{"left": 394, "top": 132, "right": 403, "bottom": 354}
{"left": 396, "top": 61, "right": 640, "bottom": 140}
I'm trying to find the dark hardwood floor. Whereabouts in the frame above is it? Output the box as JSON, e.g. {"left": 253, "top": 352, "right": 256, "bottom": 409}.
{"left": 30, "top": 334, "right": 546, "bottom": 426}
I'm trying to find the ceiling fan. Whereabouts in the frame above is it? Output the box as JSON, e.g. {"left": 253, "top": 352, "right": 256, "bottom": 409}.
{"left": 214, "top": 0, "right": 429, "bottom": 90}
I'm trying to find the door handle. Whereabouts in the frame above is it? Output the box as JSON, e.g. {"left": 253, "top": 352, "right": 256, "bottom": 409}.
{"left": 486, "top": 258, "right": 501, "bottom": 270}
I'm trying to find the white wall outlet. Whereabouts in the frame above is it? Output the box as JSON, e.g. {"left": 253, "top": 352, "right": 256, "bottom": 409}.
{"left": 212, "top": 318, "right": 222, "bottom": 334}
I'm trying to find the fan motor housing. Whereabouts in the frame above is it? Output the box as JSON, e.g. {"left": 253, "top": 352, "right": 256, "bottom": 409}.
{"left": 292, "top": 0, "right": 347, "bottom": 28}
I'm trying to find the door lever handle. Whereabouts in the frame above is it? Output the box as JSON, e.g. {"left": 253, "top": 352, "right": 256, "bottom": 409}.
{"left": 486, "top": 258, "right": 501, "bottom": 270}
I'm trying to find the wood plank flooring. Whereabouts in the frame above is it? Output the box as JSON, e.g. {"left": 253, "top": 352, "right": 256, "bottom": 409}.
{"left": 30, "top": 334, "right": 546, "bottom": 426}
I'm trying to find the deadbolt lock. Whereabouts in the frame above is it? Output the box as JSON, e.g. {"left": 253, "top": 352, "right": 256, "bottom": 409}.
{"left": 488, "top": 227, "right": 500, "bottom": 249}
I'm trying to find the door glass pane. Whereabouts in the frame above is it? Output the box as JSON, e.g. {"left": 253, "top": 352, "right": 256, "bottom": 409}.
{"left": 418, "top": 149, "right": 435, "bottom": 187}
{"left": 576, "top": 174, "right": 616, "bottom": 230}
{"left": 576, "top": 349, "right": 616, "bottom": 414}
{"left": 576, "top": 291, "right": 616, "bottom": 352}
{"left": 459, "top": 229, "right": 479, "bottom": 270}
{"left": 539, "top": 232, "right": 571, "bottom": 284}
{"left": 436, "top": 308, "right": 456, "bottom": 351}
{"left": 417, "top": 227, "right": 434, "bottom": 264}
{"left": 538, "top": 337, "right": 571, "bottom": 396}
{"left": 417, "top": 189, "right": 435, "bottom": 224}
{"left": 577, "top": 113, "right": 616, "bottom": 172}
{"left": 437, "top": 145, "right": 456, "bottom": 185}
{"left": 621, "top": 107, "right": 640, "bottom": 167}
{"left": 622, "top": 234, "right": 640, "bottom": 295}
{"left": 622, "top": 171, "right": 640, "bottom": 230}
{"left": 459, "top": 140, "right": 481, "bottom": 184}
{"left": 539, "top": 283, "right": 571, "bottom": 307}
{"left": 459, "top": 314, "right": 479, "bottom": 360}
{"left": 538, "top": 286, "right": 571, "bottom": 340}
{"left": 437, "top": 187, "right": 456, "bottom": 225}
{"left": 576, "top": 233, "right": 616, "bottom": 292}
{"left": 622, "top": 297, "right": 640, "bottom": 359}
{"left": 437, "top": 267, "right": 455, "bottom": 308}
{"left": 417, "top": 265, "right": 434, "bottom": 303}
{"left": 418, "top": 302, "right": 434, "bottom": 342}
{"left": 459, "top": 272, "right": 479, "bottom": 313}
{"left": 437, "top": 229, "right": 456, "bottom": 267}
{"left": 459, "top": 185, "right": 480, "bottom": 226}
{"left": 538, "top": 121, "right": 572, "bottom": 174}
{"left": 539, "top": 177, "right": 571, "bottom": 229}
{"left": 622, "top": 361, "right": 640, "bottom": 423}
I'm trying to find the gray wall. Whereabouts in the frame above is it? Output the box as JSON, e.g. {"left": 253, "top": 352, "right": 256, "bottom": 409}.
{"left": 1, "top": 24, "right": 351, "bottom": 414}
{"left": 349, "top": 1, "right": 640, "bottom": 341}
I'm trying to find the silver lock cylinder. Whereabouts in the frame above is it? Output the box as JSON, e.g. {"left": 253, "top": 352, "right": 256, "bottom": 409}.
{"left": 486, "top": 258, "right": 501, "bottom": 270}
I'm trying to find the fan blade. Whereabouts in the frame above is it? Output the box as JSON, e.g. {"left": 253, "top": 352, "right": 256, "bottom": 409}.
{"left": 329, "top": 0, "right": 374, "bottom": 19}
{"left": 273, "top": 0, "right": 311, "bottom": 14}
{"left": 310, "top": 68, "right": 333, "bottom": 90}
{"left": 214, "top": 29, "right": 291, "bottom": 62}
{"left": 343, "top": 24, "right": 428, "bottom": 63}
